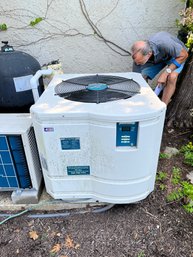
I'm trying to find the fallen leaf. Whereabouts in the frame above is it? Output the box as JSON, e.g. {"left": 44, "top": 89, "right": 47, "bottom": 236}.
{"left": 50, "top": 243, "right": 61, "bottom": 253}
{"left": 65, "top": 235, "right": 74, "bottom": 248}
{"left": 46, "top": 226, "right": 51, "bottom": 233}
{"left": 50, "top": 231, "right": 56, "bottom": 237}
{"left": 75, "top": 243, "right": 80, "bottom": 249}
{"left": 133, "top": 231, "right": 138, "bottom": 240}
{"left": 28, "top": 220, "right": 34, "bottom": 227}
{"left": 29, "top": 231, "right": 39, "bottom": 240}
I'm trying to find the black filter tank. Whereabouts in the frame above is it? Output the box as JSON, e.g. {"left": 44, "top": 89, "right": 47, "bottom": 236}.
{"left": 0, "top": 41, "right": 44, "bottom": 113}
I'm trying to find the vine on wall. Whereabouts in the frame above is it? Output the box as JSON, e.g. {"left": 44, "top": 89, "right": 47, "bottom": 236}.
{"left": 0, "top": 0, "right": 131, "bottom": 56}
{"left": 30, "top": 17, "right": 43, "bottom": 27}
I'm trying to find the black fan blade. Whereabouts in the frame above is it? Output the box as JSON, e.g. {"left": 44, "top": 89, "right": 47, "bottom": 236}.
{"left": 107, "top": 88, "right": 139, "bottom": 95}
{"left": 55, "top": 83, "right": 87, "bottom": 95}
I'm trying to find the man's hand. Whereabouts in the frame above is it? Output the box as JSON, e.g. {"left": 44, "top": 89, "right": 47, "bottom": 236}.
{"left": 157, "top": 71, "right": 168, "bottom": 84}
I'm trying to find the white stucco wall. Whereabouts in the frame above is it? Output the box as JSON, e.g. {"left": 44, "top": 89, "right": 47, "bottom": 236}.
{"left": 0, "top": 0, "right": 184, "bottom": 73}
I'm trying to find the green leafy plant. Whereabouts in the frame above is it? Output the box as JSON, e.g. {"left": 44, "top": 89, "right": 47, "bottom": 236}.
{"left": 189, "top": 0, "right": 193, "bottom": 7}
{"left": 156, "top": 171, "right": 168, "bottom": 190}
{"left": 171, "top": 167, "right": 181, "bottom": 185}
{"left": 181, "top": 141, "right": 193, "bottom": 152}
{"left": 177, "top": 2, "right": 193, "bottom": 48}
{"left": 184, "top": 151, "right": 193, "bottom": 166}
{"left": 158, "top": 139, "right": 193, "bottom": 213}
{"left": 180, "top": 141, "right": 193, "bottom": 166}
{"left": 30, "top": 17, "right": 43, "bottom": 26}
{"left": 182, "top": 181, "right": 193, "bottom": 213}
{"left": 166, "top": 188, "right": 184, "bottom": 202}
{"left": 137, "top": 251, "right": 145, "bottom": 257}
{"left": 159, "top": 153, "right": 170, "bottom": 159}
{"left": 183, "top": 202, "right": 193, "bottom": 213}
{"left": 186, "top": 32, "right": 193, "bottom": 48}
{"left": 159, "top": 184, "right": 166, "bottom": 191}
{"left": 166, "top": 167, "right": 193, "bottom": 213}
{"left": 182, "top": 181, "right": 193, "bottom": 199}
{"left": 156, "top": 171, "right": 168, "bottom": 181}
{"left": 0, "top": 23, "right": 7, "bottom": 31}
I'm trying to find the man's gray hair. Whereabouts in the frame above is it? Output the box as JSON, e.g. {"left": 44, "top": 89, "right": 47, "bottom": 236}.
{"left": 131, "top": 40, "right": 152, "bottom": 56}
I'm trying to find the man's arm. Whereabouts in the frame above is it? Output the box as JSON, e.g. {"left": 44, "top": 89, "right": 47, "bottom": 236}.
{"left": 158, "top": 48, "right": 188, "bottom": 84}
{"left": 167, "top": 48, "right": 189, "bottom": 72}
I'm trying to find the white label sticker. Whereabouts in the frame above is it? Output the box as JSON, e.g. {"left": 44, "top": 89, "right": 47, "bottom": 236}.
{"left": 13, "top": 75, "right": 33, "bottom": 92}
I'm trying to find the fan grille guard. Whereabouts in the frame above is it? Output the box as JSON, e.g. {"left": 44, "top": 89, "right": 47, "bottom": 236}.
{"left": 55, "top": 75, "right": 141, "bottom": 103}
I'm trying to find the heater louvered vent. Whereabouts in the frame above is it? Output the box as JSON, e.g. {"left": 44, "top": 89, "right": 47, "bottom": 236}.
{"left": 55, "top": 74, "right": 141, "bottom": 103}
{"left": 0, "top": 135, "right": 31, "bottom": 189}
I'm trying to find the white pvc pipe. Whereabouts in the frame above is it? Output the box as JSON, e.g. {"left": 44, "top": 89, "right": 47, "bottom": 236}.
{"left": 30, "top": 69, "right": 53, "bottom": 102}
{"left": 154, "top": 84, "right": 164, "bottom": 96}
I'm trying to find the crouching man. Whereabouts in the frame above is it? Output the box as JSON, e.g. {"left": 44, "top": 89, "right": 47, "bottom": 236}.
{"left": 131, "top": 31, "right": 188, "bottom": 105}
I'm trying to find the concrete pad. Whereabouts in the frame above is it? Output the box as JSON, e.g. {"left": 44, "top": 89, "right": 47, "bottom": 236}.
{"left": 0, "top": 188, "right": 104, "bottom": 212}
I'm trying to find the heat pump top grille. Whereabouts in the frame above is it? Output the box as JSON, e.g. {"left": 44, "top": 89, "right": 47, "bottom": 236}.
{"left": 55, "top": 75, "right": 141, "bottom": 103}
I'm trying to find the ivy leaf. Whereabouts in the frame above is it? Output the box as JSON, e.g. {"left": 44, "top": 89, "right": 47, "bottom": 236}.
{"left": 30, "top": 17, "right": 43, "bottom": 26}
{"left": 50, "top": 243, "right": 61, "bottom": 253}
{"left": 29, "top": 231, "right": 39, "bottom": 240}
{"left": 0, "top": 23, "right": 7, "bottom": 31}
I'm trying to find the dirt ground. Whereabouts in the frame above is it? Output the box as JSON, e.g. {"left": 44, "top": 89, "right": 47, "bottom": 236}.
{"left": 0, "top": 127, "right": 193, "bottom": 257}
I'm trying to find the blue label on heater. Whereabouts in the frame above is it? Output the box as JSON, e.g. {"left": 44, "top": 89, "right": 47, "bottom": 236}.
{"left": 67, "top": 166, "right": 90, "bottom": 175}
{"left": 116, "top": 122, "right": 138, "bottom": 147}
{"left": 61, "top": 138, "right": 80, "bottom": 150}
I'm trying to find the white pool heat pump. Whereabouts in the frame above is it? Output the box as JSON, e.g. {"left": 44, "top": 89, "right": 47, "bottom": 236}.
{"left": 30, "top": 72, "right": 166, "bottom": 204}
